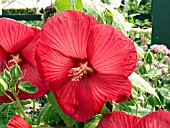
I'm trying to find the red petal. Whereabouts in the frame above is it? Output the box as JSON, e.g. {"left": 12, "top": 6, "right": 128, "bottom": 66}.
{"left": 21, "top": 27, "right": 40, "bottom": 68}
{"left": 41, "top": 10, "right": 99, "bottom": 59}
{"left": 0, "top": 18, "right": 39, "bottom": 53}
{"left": 137, "top": 110, "right": 170, "bottom": 128}
{"left": 54, "top": 78, "right": 95, "bottom": 122}
{"left": 0, "top": 46, "right": 8, "bottom": 72}
{"left": 97, "top": 111, "right": 139, "bottom": 128}
{"left": 87, "top": 24, "right": 137, "bottom": 77}
{"left": 6, "top": 114, "right": 31, "bottom": 128}
{"left": 36, "top": 41, "right": 74, "bottom": 91}
{"left": 89, "top": 73, "right": 132, "bottom": 113}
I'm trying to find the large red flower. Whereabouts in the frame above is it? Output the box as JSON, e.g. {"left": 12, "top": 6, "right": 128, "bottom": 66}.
{"left": 36, "top": 10, "right": 137, "bottom": 121}
{"left": 0, "top": 18, "right": 48, "bottom": 102}
{"left": 96, "top": 110, "right": 170, "bottom": 128}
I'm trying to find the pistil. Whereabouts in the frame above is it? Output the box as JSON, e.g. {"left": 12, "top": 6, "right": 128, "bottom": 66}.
{"left": 68, "top": 62, "right": 93, "bottom": 81}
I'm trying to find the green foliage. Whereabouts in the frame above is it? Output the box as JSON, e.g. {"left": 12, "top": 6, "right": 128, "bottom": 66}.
{"left": 0, "top": 77, "right": 8, "bottom": 95}
{"left": 10, "top": 65, "right": 22, "bottom": 81}
{"left": 129, "top": 72, "right": 158, "bottom": 98}
{"left": 18, "top": 82, "right": 38, "bottom": 93}
{"left": 156, "top": 52, "right": 164, "bottom": 62}
{"left": 0, "top": 103, "right": 17, "bottom": 128}
{"left": 47, "top": 92, "right": 75, "bottom": 126}
{"left": 83, "top": 115, "right": 102, "bottom": 128}
{"left": 55, "top": 0, "right": 83, "bottom": 11}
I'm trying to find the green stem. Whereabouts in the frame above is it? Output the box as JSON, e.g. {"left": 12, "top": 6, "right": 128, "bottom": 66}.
{"left": 131, "top": 98, "right": 138, "bottom": 116}
{"left": 3, "top": 91, "right": 14, "bottom": 102}
{"left": 32, "top": 99, "right": 36, "bottom": 122}
{"left": 12, "top": 90, "right": 28, "bottom": 121}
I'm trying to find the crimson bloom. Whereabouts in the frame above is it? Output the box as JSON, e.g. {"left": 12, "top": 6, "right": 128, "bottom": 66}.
{"left": 36, "top": 10, "right": 137, "bottom": 121}
{"left": 7, "top": 114, "right": 31, "bottom": 128}
{"left": 0, "top": 18, "right": 48, "bottom": 102}
{"left": 96, "top": 110, "right": 170, "bottom": 128}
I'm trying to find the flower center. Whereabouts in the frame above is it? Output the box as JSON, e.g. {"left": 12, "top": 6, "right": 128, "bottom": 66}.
{"left": 68, "top": 62, "right": 93, "bottom": 81}
{"left": 1, "top": 53, "right": 22, "bottom": 71}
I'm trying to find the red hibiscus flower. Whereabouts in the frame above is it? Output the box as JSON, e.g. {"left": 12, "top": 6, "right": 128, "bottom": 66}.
{"left": 7, "top": 114, "right": 73, "bottom": 128}
{"left": 96, "top": 110, "right": 170, "bottom": 128}
{"left": 36, "top": 10, "right": 137, "bottom": 121}
{"left": 0, "top": 18, "right": 48, "bottom": 102}
{"left": 7, "top": 114, "right": 31, "bottom": 128}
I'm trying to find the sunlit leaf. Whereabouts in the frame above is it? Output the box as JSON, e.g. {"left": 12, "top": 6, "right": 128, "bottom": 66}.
{"left": 18, "top": 82, "right": 38, "bottom": 93}
{"left": 129, "top": 72, "right": 158, "bottom": 98}
{"left": 83, "top": 115, "right": 102, "bottom": 128}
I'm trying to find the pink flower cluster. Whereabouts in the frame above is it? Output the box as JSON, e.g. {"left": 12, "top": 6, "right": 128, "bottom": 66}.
{"left": 150, "top": 44, "right": 170, "bottom": 55}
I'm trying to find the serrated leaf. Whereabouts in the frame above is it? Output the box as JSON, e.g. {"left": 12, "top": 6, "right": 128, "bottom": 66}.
{"left": 129, "top": 72, "right": 158, "bottom": 98}
{"left": 47, "top": 92, "right": 75, "bottom": 126}
{"left": 18, "top": 82, "right": 38, "bottom": 93}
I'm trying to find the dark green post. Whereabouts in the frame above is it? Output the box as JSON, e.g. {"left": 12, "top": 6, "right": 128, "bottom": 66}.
{"left": 152, "top": 0, "right": 170, "bottom": 48}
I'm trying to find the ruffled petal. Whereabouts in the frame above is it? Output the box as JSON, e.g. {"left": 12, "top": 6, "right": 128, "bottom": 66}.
{"left": 137, "top": 110, "right": 170, "bottom": 128}
{"left": 87, "top": 24, "right": 137, "bottom": 77}
{"left": 0, "top": 18, "right": 39, "bottom": 53}
{"left": 0, "top": 46, "right": 8, "bottom": 72}
{"left": 96, "top": 111, "right": 139, "bottom": 128}
{"left": 54, "top": 78, "right": 95, "bottom": 122}
{"left": 21, "top": 27, "right": 40, "bottom": 68}
{"left": 41, "top": 10, "right": 99, "bottom": 59}
{"left": 6, "top": 114, "right": 31, "bottom": 128}
{"left": 36, "top": 41, "right": 75, "bottom": 91}
{"left": 89, "top": 73, "right": 132, "bottom": 113}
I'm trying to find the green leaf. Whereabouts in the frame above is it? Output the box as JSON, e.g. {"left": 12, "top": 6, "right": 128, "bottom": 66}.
{"left": 83, "top": 114, "right": 102, "bottom": 128}
{"left": 36, "top": 103, "right": 51, "bottom": 125}
{"left": 104, "top": 9, "right": 113, "bottom": 25}
{"left": 144, "top": 52, "right": 154, "bottom": 65}
{"left": 47, "top": 92, "right": 75, "bottom": 126}
{"left": 1, "top": 69, "right": 11, "bottom": 82}
{"left": 0, "top": 77, "right": 8, "bottom": 95}
{"left": 82, "top": 0, "right": 105, "bottom": 17}
{"left": 10, "top": 64, "right": 21, "bottom": 81}
{"left": 69, "top": 0, "right": 83, "bottom": 10}
{"left": 55, "top": 0, "right": 69, "bottom": 11}
{"left": 159, "top": 86, "right": 170, "bottom": 100}
{"left": 138, "top": 64, "right": 147, "bottom": 74}
{"left": 18, "top": 82, "right": 38, "bottom": 93}
{"left": 156, "top": 52, "right": 164, "bottom": 62}
{"left": 101, "top": 102, "right": 111, "bottom": 115}
{"left": 129, "top": 72, "right": 158, "bottom": 98}
{"left": 148, "top": 95, "right": 159, "bottom": 107}
{"left": 55, "top": 0, "right": 82, "bottom": 11}
{"left": 148, "top": 68, "right": 162, "bottom": 78}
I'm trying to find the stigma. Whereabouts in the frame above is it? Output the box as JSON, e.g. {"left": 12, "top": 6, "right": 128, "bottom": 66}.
{"left": 68, "top": 62, "right": 93, "bottom": 81}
